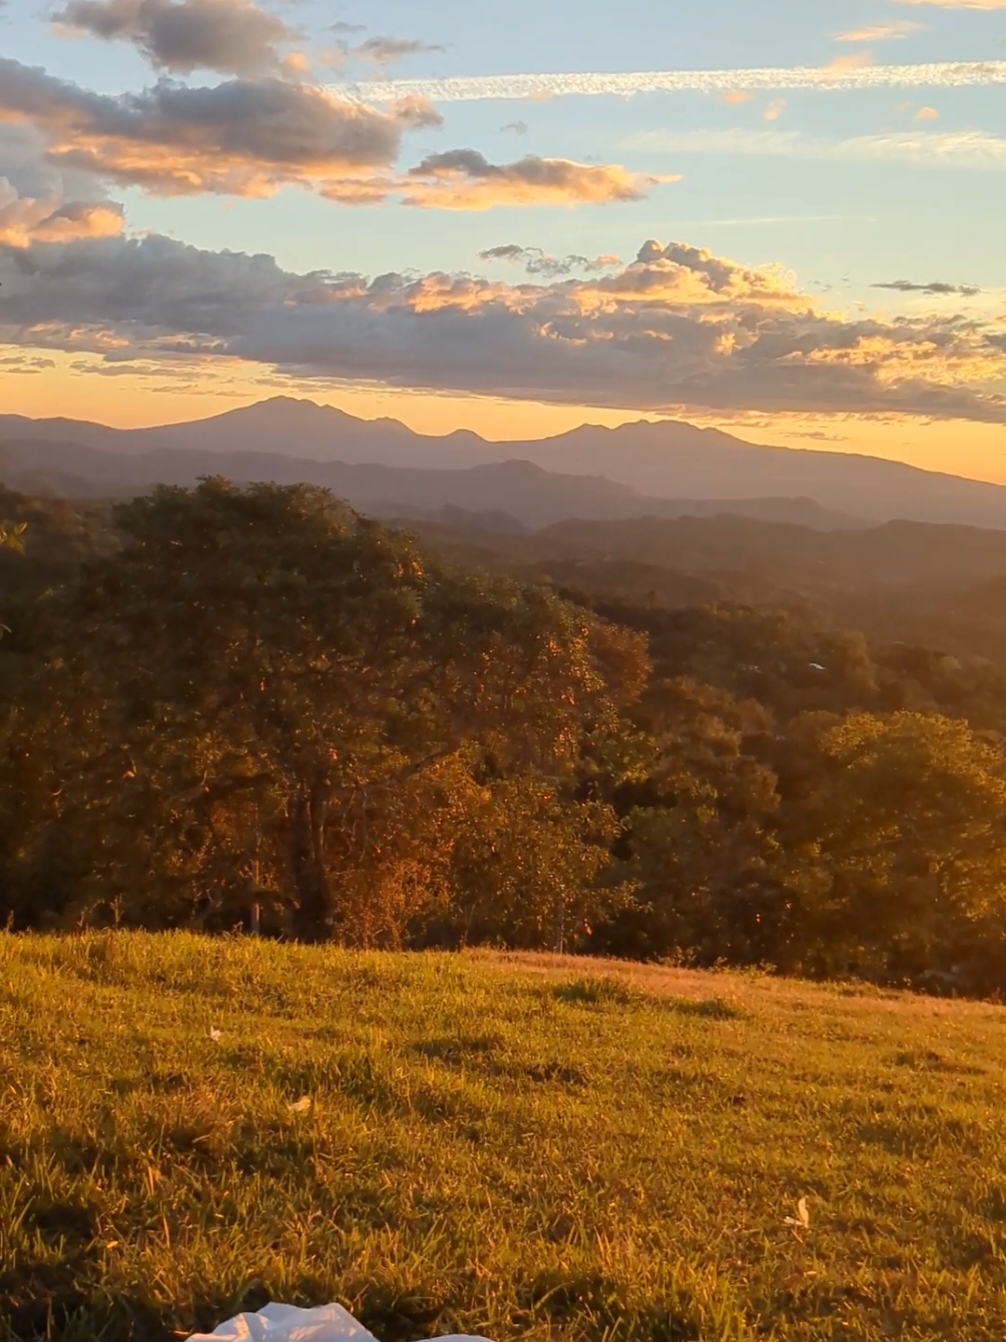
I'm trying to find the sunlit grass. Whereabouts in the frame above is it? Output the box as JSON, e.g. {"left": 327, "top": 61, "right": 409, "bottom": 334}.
{"left": 3, "top": 934, "right": 1006, "bottom": 1340}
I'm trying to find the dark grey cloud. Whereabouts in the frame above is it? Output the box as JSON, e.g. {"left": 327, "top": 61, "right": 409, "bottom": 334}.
{"left": 2, "top": 232, "right": 1004, "bottom": 423}
{"left": 873, "top": 279, "right": 982, "bottom": 296}
{"left": 500, "top": 120, "right": 528, "bottom": 135}
{"left": 52, "top": 0, "right": 297, "bottom": 77}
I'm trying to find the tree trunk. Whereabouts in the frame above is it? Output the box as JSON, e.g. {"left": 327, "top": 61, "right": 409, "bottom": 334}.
{"left": 289, "top": 781, "right": 333, "bottom": 942}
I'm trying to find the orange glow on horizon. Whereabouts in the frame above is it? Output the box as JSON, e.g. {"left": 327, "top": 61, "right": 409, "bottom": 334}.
{"left": 2, "top": 346, "right": 1005, "bottom": 486}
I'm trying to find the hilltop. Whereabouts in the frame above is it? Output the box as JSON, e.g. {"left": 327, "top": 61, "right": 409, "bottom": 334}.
{"left": 3, "top": 933, "right": 1006, "bottom": 1342}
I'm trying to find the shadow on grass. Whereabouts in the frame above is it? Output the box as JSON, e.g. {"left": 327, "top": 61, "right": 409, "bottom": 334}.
{"left": 551, "top": 977, "right": 639, "bottom": 1008}
{"left": 663, "top": 997, "right": 747, "bottom": 1021}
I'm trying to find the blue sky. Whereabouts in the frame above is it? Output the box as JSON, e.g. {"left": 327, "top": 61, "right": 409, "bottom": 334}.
{"left": 1, "top": 0, "right": 1005, "bottom": 470}
{"left": 6, "top": 0, "right": 1004, "bottom": 291}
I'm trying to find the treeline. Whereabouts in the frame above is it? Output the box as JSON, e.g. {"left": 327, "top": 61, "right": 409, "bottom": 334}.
{"left": 4, "top": 479, "right": 1006, "bottom": 997}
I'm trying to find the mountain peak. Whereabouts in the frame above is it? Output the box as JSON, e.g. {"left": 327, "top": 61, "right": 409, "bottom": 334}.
{"left": 229, "top": 396, "right": 351, "bottom": 420}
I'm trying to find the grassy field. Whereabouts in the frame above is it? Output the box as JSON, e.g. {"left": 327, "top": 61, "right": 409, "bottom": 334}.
{"left": 3, "top": 937, "right": 1006, "bottom": 1341}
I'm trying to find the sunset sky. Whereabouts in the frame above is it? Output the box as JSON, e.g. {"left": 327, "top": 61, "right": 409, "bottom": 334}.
{"left": 1, "top": 0, "right": 1005, "bottom": 477}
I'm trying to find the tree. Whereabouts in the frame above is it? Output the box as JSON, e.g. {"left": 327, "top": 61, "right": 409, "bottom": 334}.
{"left": 593, "top": 677, "right": 796, "bottom": 964}
{"left": 9, "top": 481, "right": 643, "bottom": 942}
{"left": 808, "top": 711, "right": 1006, "bottom": 987}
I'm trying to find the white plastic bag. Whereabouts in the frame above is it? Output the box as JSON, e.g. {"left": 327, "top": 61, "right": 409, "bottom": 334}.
{"left": 186, "top": 1301, "right": 491, "bottom": 1342}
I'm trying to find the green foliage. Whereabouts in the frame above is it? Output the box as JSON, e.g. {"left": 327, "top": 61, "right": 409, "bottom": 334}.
{"left": 7, "top": 481, "right": 1006, "bottom": 992}
{"left": 7, "top": 935, "right": 1006, "bottom": 1342}
{"left": 1, "top": 481, "right": 643, "bottom": 947}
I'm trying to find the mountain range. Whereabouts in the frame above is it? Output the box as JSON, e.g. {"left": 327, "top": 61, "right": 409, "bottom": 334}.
{"left": 3, "top": 397, "right": 1006, "bottom": 531}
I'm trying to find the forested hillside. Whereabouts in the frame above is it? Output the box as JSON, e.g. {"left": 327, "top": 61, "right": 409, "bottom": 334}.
{"left": 5, "top": 480, "right": 1006, "bottom": 997}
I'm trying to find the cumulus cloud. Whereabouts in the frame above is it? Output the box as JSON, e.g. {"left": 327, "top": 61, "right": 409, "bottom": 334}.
{"left": 479, "top": 244, "right": 620, "bottom": 277}
{"left": 0, "top": 59, "right": 654, "bottom": 210}
{"left": 0, "top": 182, "right": 123, "bottom": 246}
{"left": 402, "top": 151, "right": 676, "bottom": 209}
{"left": 0, "top": 57, "right": 432, "bottom": 198}
{"left": 2, "top": 232, "right": 1004, "bottom": 423}
{"left": 873, "top": 279, "right": 982, "bottom": 295}
{"left": 52, "top": 0, "right": 297, "bottom": 76}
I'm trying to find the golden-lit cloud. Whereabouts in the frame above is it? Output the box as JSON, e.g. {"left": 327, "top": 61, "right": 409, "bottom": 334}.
{"left": 311, "top": 155, "right": 673, "bottom": 210}
{"left": 916, "top": 106, "right": 940, "bottom": 120}
{"left": 400, "top": 152, "right": 676, "bottom": 210}
{"left": 0, "top": 180, "right": 123, "bottom": 246}
{"left": 835, "top": 21, "right": 925, "bottom": 41}
{"left": 763, "top": 99, "right": 787, "bottom": 122}
{"left": 2, "top": 233, "right": 1004, "bottom": 424}
{"left": 827, "top": 51, "right": 876, "bottom": 72}
{"left": 0, "top": 59, "right": 659, "bottom": 211}
{"left": 0, "top": 59, "right": 426, "bottom": 198}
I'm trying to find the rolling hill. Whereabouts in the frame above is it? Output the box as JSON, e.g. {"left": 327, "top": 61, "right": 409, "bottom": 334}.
{"left": 5, "top": 933, "right": 1006, "bottom": 1342}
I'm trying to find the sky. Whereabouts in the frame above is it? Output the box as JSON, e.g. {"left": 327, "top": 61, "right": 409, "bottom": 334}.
{"left": 1, "top": 0, "right": 1005, "bottom": 479}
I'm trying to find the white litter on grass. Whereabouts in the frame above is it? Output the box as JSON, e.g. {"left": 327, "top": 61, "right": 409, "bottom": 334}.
{"left": 784, "top": 1197, "right": 811, "bottom": 1230}
{"left": 209, "top": 1027, "right": 223, "bottom": 1042}
{"left": 288, "top": 1096, "right": 312, "bottom": 1113}
{"left": 186, "top": 1301, "right": 491, "bottom": 1342}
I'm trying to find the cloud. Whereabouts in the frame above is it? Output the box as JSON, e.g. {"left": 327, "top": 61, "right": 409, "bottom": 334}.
{"left": 343, "top": 59, "right": 1006, "bottom": 105}
{"left": 401, "top": 151, "right": 675, "bottom": 209}
{"left": 306, "top": 152, "right": 667, "bottom": 210}
{"left": 0, "top": 179, "right": 123, "bottom": 246}
{"left": 835, "top": 21, "right": 925, "bottom": 41}
{"left": 0, "top": 59, "right": 652, "bottom": 211}
{"left": 894, "top": 0, "right": 1006, "bottom": 8}
{"left": 2, "top": 232, "right": 1004, "bottom": 423}
{"left": 763, "top": 98, "right": 786, "bottom": 121}
{"left": 873, "top": 279, "right": 982, "bottom": 295}
{"left": 626, "top": 126, "right": 1006, "bottom": 169}
{"left": 916, "top": 105, "right": 940, "bottom": 119}
{"left": 500, "top": 119, "right": 528, "bottom": 134}
{"left": 52, "top": 0, "right": 297, "bottom": 77}
{"left": 827, "top": 51, "right": 876, "bottom": 73}
{"left": 348, "top": 37, "right": 445, "bottom": 67}
{"left": 0, "top": 57, "right": 433, "bottom": 198}
{"left": 478, "top": 244, "right": 621, "bottom": 277}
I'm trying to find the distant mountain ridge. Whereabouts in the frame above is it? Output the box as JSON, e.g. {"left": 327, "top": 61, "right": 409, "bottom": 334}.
{"left": 0, "top": 438, "right": 863, "bottom": 532}
{"left": 3, "top": 397, "right": 1006, "bottom": 529}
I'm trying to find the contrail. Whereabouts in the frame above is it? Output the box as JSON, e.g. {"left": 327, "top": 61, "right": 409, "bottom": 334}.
{"left": 339, "top": 60, "right": 1006, "bottom": 104}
